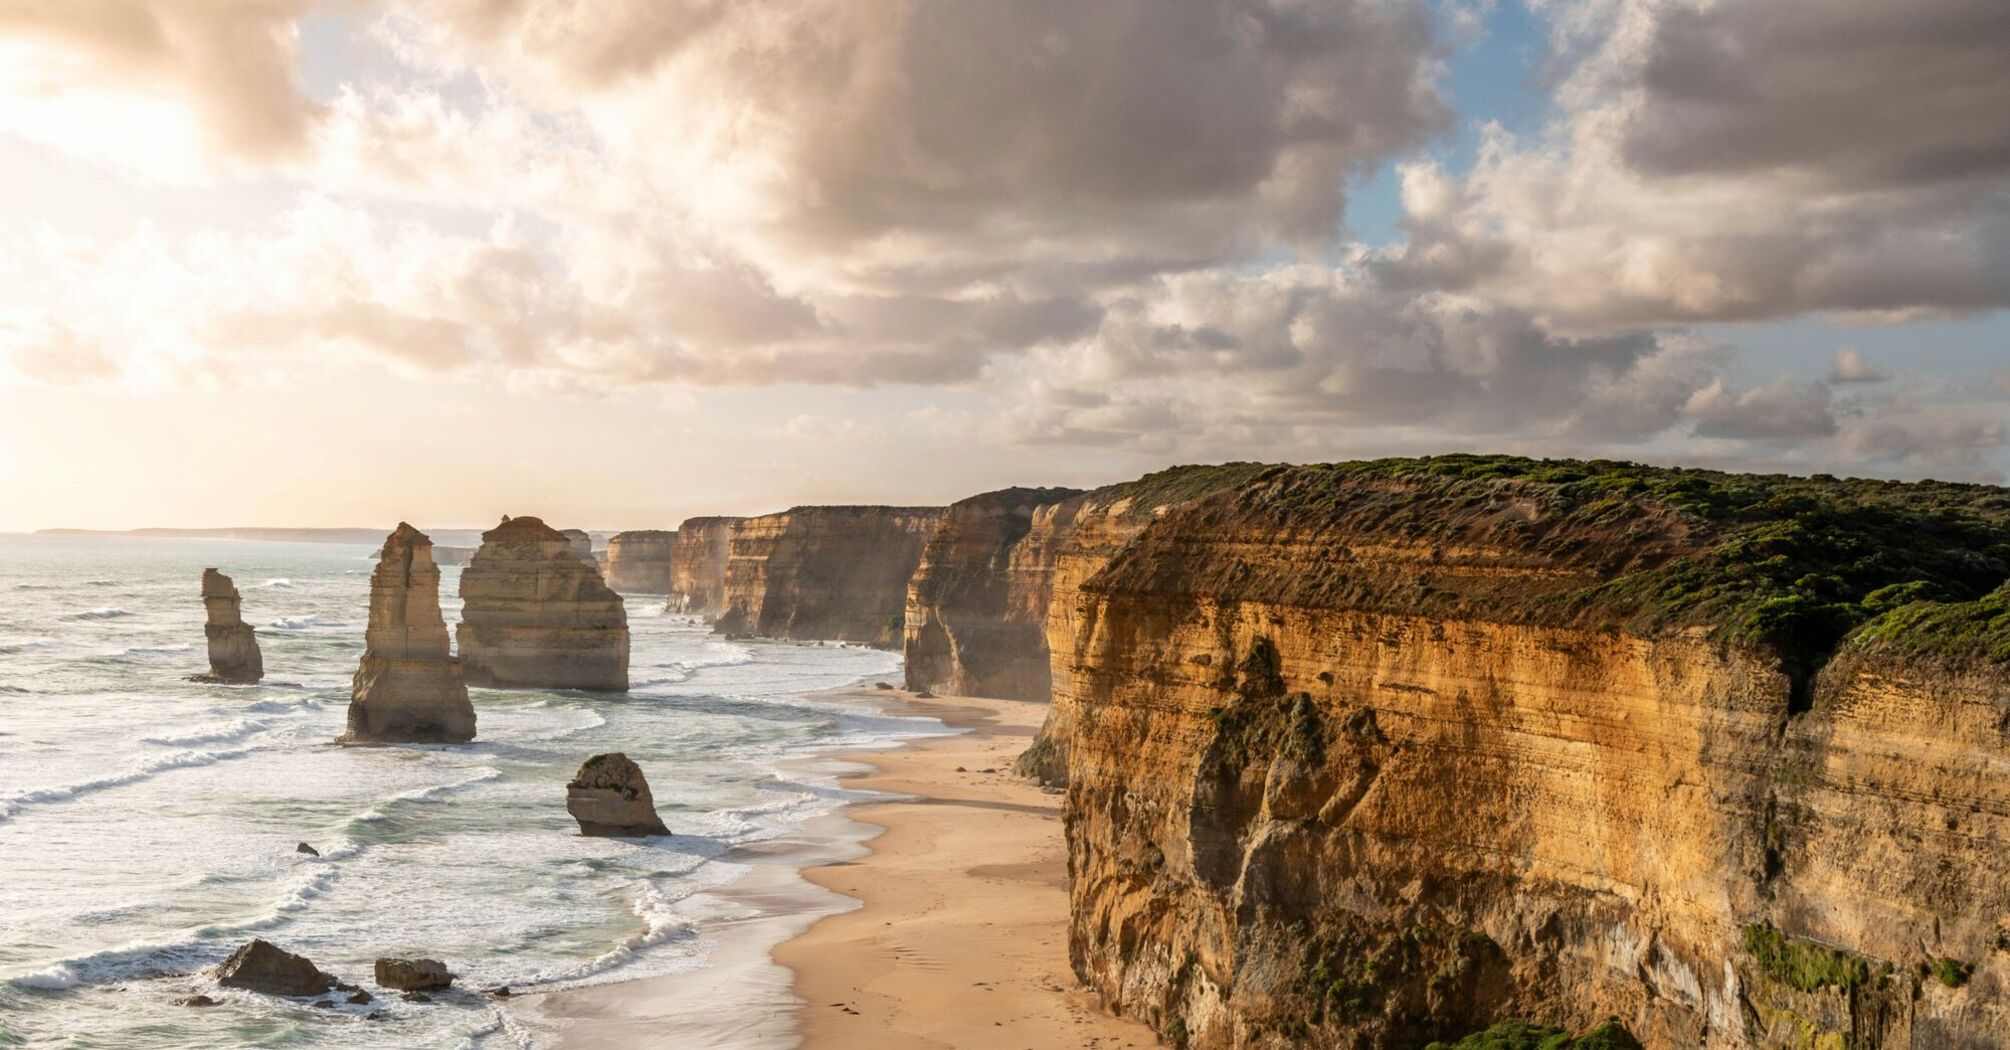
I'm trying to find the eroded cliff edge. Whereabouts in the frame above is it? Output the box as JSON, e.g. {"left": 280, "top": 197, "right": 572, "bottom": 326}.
{"left": 1058, "top": 457, "right": 2010, "bottom": 1049}
{"left": 903, "top": 486, "right": 1084, "bottom": 698}
{"left": 714, "top": 506, "right": 943, "bottom": 648}
{"left": 669, "top": 516, "right": 742, "bottom": 618}
{"left": 1015, "top": 464, "right": 1271, "bottom": 783}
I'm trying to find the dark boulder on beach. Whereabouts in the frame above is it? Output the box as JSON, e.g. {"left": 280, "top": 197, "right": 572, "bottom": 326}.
{"left": 213, "top": 939, "right": 337, "bottom": 997}
{"left": 374, "top": 957, "right": 454, "bottom": 991}
{"left": 566, "top": 752, "right": 671, "bottom": 837}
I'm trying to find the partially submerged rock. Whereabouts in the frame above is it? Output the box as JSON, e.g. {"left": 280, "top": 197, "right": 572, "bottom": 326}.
{"left": 374, "top": 957, "right": 454, "bottom": 991}
{"left": 457, "top": 516, "right": 629, "bottom": 691}
{"left": 566, "top": 753, "right": 670, "bottom": 837}
{"left": 295, "top": 842, "right": 319, "bottom": 857}
{"left": 338, "top": 523, "right": 476, "bottom": 744}
{"left": 192, "top": 569, "right": 262, "bottom": 684}
{"left": 213, "top": 939, "right": 337, "bottom": 997}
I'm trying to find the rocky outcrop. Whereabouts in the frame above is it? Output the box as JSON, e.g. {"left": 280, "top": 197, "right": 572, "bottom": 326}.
{"left": 457, "top": 516, "right": 629, "bottom": 692}
{"left": 340, "top": 524, "right": 476, "bottom": 745}
{"left": 214, "top": 940, "right": 337, "bottom": 996}
{"left": 560, "top": 528, "right": 595, "bottom": 564}
{"left": 193, "top": 569, "right": 262, "bottom": 684}
{"left": 605, "top": 530, "right": 678, "bottom": 593}
{"left": 1055, "top": 459, "right": 2010, "bottom": 1049}
{"left": 566, "top": 752, "right": 671, "bottom": 836}
{"left": 1014, "top": 465, "right": 1270, "bottom": 783}
{"left": 714, "top": 506, "right": 943, "bottom": 647}
{"left": 669, "top": 516, "right": 743, "bottom": 617}
{"left": 902, "top": 487, "right": 1084, "bottom": 698}
{"left": 430, "top": 545, "right": 476, "bottom": 567}
{"left": 374, "top": 957, "right": 454, "bottom": 991}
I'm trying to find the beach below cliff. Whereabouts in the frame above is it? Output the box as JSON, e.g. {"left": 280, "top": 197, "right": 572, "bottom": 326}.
{"left": 527, "top": 686, "right": 1155, "bottom": 1049}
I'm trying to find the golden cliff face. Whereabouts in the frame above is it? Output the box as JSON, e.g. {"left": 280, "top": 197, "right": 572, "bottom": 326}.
{"left": 1017, "top": 464, "right": 1272, "bottom": 784}
{"left": 604, "top": 529, "right": 677, "bottom": 593}
{"left": 1058, "top": 467, "right": 2010, "bottom": 1049}
{"left": 902, "top": 486, "right": 1083, "bottom": 698}
{"left": 714, "top": 506, "right": 943, "bottom": 648}
{"left": 669, "top": 516, "right": 741, "bottom": 618}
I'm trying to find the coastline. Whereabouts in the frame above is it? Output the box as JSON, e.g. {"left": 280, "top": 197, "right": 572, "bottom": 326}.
{"left": 517, "top": 685, "right": 1155, "bottom": 1049}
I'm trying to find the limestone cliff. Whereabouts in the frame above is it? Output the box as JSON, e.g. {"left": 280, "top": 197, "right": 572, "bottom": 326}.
{"left": 714, "top": 506, "right": 943, "bottom": 647}
{"left": 1057, "top": 458, "right": 2010, "bottom": 1050}
{"left": 605, "top": 530, "right": 678, "bottom": 593}
{"left": 340, "top": 524, "right": 475, "bottom": 744}
{"left": 1014, "top": 465, "right": 1271, "bottom": 783}
{"left": 902, "top": 487, "right": 1085, "bottom": 697}
{"left": 669, "top": 516, "right": 742, "bottom": 618}
{"left": 457, "top": 516, "right": 629, "bottom": 691}
{"left": 194, "top": 569, "right": 262, "bottom": 684}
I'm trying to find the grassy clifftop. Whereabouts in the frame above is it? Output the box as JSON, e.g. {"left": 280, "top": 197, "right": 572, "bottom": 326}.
{"left": 1109, "top": 454, "right": 2010, "bottom": 678}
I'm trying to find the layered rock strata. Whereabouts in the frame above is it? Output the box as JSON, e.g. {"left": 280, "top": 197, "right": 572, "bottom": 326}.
{"left": 668, "top": 516, "right": 743, "bottom": 617}
{"left": 902, "top": 487, "right": 1084, "bottom": 698}
{"left": 565, "top": 752, "right": 671, "bottom": 836}
{"left": 713, "top": 506, "right": 943, "bottom": 647}
{"left": 1057, "top": 459, "right": 2010, "bottom": 1050}
{"left": 457, "top": 516, "right": 629, "bottom": 691}
{"left": 340, "top": 524, "right": 475, "bottom": 744}
{"left": 194, "top": 569, "right": 263, "bottom": 683}
{"left": 605, "top": 530, "right": 678, "bottom": 593}
{"left": 1014, "top": 464, "right": 1270, "bottom": 783}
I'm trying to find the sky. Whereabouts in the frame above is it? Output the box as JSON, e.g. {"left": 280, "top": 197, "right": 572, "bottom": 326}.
{"left": 0, "top": 0, "right": 2005, "bottom": 531}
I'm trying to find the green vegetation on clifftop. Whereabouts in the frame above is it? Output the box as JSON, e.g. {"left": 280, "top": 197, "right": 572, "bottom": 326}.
{"left": 1229, "top": 455, "right": 2010, "bottom": 677}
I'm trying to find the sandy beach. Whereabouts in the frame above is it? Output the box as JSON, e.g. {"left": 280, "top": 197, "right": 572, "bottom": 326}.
{"left": 525, "top": 686, "right": 1156, "bottom": 1049}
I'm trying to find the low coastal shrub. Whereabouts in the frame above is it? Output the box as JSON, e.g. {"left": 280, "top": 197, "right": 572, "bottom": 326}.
{"left": 1741, "top": 924, "right": 1879, "bottom": 993}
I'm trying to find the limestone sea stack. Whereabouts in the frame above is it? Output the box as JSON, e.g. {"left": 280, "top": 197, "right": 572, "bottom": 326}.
{"left": 457, "top": 516, "right": 629, "bottom": 691}
{"left": 713, "top": 506, "right": 944, "bottom": 647}
{"left": 339, "top": 524, "right": 476, "bottom": 744}
{"left": 194, "top": 569, "right": 263, "bottom": 684}
{"left": 667, "top": 516, "right": 742, "bottom": 617}
{"left": 566, "top": 753, "right": 670, "bottom": 836}
{"left": 560, "top": 528, "right": 596, "bottom": 564}
{"left": 604, "top": 530, "right": 678, "bottom": 593}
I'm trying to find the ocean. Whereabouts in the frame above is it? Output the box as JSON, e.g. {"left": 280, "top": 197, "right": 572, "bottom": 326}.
{"left": 0, "top": 535, "right": 942, "bottom": 1048}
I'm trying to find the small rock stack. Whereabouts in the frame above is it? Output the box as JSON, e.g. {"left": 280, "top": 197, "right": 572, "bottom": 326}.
{"left": 339, "top": 524, "right": 476, "bottom": 744}
{"left": 195, "top": 569, "right": 263, "bottom": 684}
{"left": 566, "top": 753, "right": 670, "bottom": 836}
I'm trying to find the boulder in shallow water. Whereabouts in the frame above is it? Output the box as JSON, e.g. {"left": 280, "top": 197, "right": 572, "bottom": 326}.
{"left": 191, "top": 569, "right": 262, "bottom": 684}
{"left": 295, "top": 842, "right": 319, "bottom": 857}
{"left": 374, "top": 957, "right": 454, "bottom": 991}
{"left": 566, "top": 752, "right": 671, "bottom": 837}
{"left": 213, "top": 939, "right": 337, "bottom": 997}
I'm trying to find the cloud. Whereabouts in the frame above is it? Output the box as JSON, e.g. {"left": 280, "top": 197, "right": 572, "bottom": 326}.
{"left": 0, "top": 0, "right": 321, "bottom": 163}
{"left": 1373, "top": 0, "right": 2010, "bottom": 328}
{"left": 1, "top": 319, "right": 119, "bottom": 384}
{"left": 1828, "top": 346, "right": 1887, "bottom": 384}
{"left": 1686, "top": 377, "right": 1838, "bottom": 441}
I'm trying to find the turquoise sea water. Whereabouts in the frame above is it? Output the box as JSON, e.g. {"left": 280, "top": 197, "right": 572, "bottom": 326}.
{"left": 0, "top": 536, "right": 933, "bottom": 1048}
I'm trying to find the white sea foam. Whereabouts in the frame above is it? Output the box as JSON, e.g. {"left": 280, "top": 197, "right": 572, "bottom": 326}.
{"left": 253, "top": 578, "right": 294, "bottom": 589}
{"left": 0, "top": 746, "right": 253, "bottom": 822}
{"left": 269, "top": 616, "right": 345, "bottom": 630}
{"left": 140, "top": 718, "right": 271, "bottom": 747}
{"left": 63, "top": 607, "right": 131, "bottom": 621}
